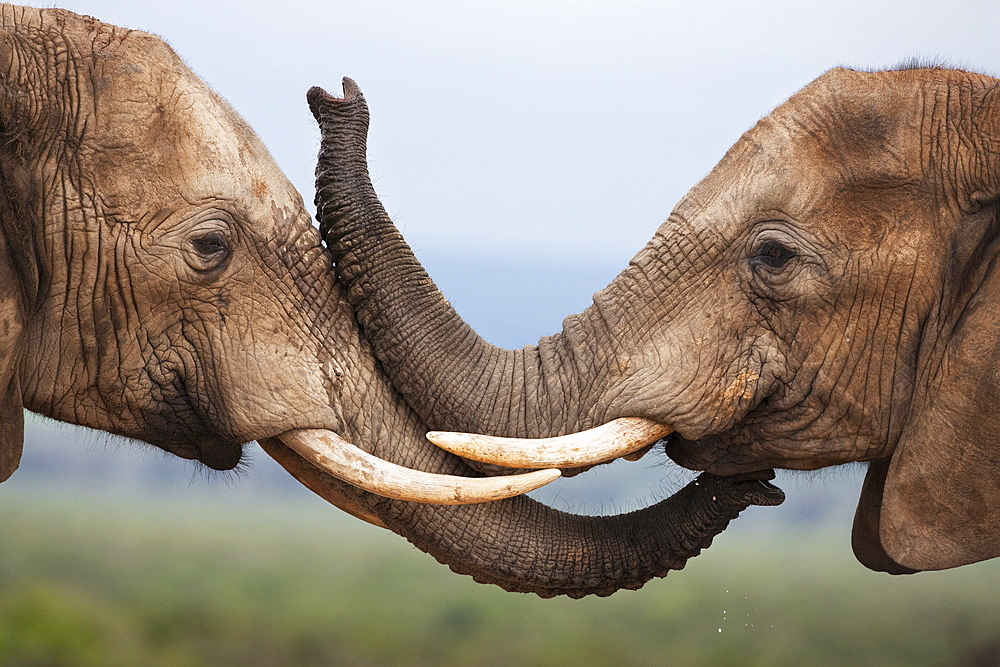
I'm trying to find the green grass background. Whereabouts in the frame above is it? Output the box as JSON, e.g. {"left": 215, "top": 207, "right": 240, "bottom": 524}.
{"left": 3, "top": 418, "right": 1000, "bottom": 666}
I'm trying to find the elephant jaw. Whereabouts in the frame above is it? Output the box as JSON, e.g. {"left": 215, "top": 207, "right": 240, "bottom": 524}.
{"left": 259, "top": 428, "right": 560, "bottom": 508}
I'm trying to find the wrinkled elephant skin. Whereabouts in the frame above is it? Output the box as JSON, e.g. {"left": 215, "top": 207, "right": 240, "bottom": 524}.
{"left": 311, "top": 65, "right": 1000, "bottom": 575}
{"left": 0, "top": 5, "right": 777, "bottom": 598}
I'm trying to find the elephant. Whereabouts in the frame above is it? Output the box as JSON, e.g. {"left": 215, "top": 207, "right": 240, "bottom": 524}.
{"left": 309, "top": 65, "right": 1000, "bottom": 577}
{"left": 0, "top": 5, "right": 783, "bottom": 599}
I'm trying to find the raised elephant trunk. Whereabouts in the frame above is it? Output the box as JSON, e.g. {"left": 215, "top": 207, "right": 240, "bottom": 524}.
{"left": 310, "top": 82, "right": 696, "bottom": 467}
{"left": 310, "top": 81, "right": 619, "bottom": 445}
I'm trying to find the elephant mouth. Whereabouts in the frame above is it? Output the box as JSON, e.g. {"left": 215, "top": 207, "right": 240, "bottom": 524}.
{"left": 662, "top": 428, "right": 800, "bottom": 477}
{"left": 662, "top": 430, "right": 739, "bottom": 474}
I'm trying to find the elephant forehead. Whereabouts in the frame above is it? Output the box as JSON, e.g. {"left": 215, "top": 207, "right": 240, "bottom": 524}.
{"left": 670, "top": 70, "right": 965, "bottom": 246}
{"left": 764, "top": 67, "right": 1000, "bottom": 185}
{"left": 78, "top": 29, "right": 298, "bottom": 221}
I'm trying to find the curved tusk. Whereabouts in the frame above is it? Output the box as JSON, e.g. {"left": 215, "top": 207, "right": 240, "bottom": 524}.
{"left": 426, "top": 417, "right": 673, "bottom": 469}
{"left": 277, "top": 429, "right": 561, "bottom": 505}
{"left": 258, "top": 436, "right": 389, "bottom": 529}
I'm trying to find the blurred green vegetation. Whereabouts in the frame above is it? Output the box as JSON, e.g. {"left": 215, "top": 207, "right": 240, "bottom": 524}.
{"left": 2, "top": 486, "right": 1000, "bottom": 667}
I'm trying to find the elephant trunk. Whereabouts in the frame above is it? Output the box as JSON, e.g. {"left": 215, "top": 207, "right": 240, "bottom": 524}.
{"left": 309, "top": 81, "right": 603, "bottom": 442}
{"left": 384, "top": 471, "right": 781, "bottom": 598}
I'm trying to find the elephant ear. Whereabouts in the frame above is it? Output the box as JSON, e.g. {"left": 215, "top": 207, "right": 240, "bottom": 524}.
{"left": 851, "top": 459, "right": 918, "bottom": 574}
{"left": 854, "top": 257, "right": 1000, "bottom": 571}
{"left": 0, "top": 229, "right": 24, "bottom": 482}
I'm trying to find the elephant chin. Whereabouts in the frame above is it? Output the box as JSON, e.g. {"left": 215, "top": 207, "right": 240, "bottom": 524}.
{"left": 148, "top": 435, "right": 245, "bottom": 471}
{"left": 663, "top": 432, "right": 731, "bottom": 473}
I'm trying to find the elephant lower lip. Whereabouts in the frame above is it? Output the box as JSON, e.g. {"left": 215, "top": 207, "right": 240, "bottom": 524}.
{"left": 662, "top": 431, "right": 718, "bottom": 471}
{"left": 144, "top": 434, "right": 243, "bottom": 471}
{"left": 662, "top": 433, "right": 779, "bottom": 484}
{"left": 659, "top": 426, "right": 786, "bottom": 506}
{"left": 197, "top": 441, "right": 246, "bottom": 471}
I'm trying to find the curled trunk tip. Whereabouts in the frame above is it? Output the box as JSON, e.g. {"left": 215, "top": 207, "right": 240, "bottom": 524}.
{"left": 306, "top": 78, "right": 365, "bottom": 119}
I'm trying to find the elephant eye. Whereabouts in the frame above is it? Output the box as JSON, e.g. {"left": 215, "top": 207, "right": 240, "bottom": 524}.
{"left": 753, "top": 240, "right": 795, "bottom": 271}
{"left": 192, "top": 232, "right": 229, "bottom": 257}
{"left": 187, "top": 230, "right": 231, "bottom": 272}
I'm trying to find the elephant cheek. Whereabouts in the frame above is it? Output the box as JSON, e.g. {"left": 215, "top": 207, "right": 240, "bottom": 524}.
{"left": 215, "top": 340, "right": 340, "bottom": 437}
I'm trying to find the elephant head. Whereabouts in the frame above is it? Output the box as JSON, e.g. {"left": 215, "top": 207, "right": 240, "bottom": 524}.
{"left": 310, "top": 66, "right": 1000, "bottom": 576}
{"left": 0, "top": 6, "right": 780, "bottom": 598}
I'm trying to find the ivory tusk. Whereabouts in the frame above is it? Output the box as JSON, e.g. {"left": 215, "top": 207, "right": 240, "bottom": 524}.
{"left": 425, "top": 417, "right": 674, "bottom": 469}
{"left": 258, "top": 436, "right": 389, "bottom": 529}
{"left": 277, "top": 429, "right": 561, "bottom": 505}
